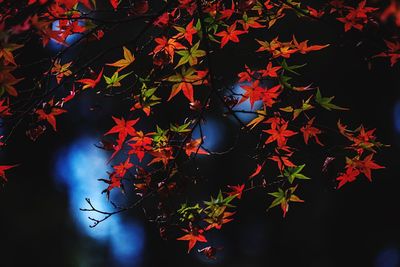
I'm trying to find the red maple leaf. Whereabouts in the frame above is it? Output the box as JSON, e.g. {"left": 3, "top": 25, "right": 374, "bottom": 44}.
{"left": 0, "top": 165, "right": 18, "bottom": 182}
{"left": 350, "top": 154, "right": 385, "bottom": 181}
{"left": 35, "top": 101, "right": 67, "bottom": 131}
{"left": 0, "top": 98, "right": 12, "bottom": 117}
{"left": 205, "top": 210, "right": 235, "bottom": 230}
{"left": 262, "top": 84, "right": 281, "bottom": 107}
{"left": 226, "top": 184, "right": 245, "bottom": 199}
{"left": 174, "top": 19, "right": 197, "bottom": 45}
{"left": 105, "top": 116, "right": 139, "bottom": 141}
{"left": 153, "top": 36, "right": 186, "bottom": 62}
{"left": 307, "top": 6, "right": 325, "bottom": 18}
{"left": 110, "top": 0, "right": 119, "bottom": 10}
{"left": 336, "top": 167, "right": 360, "bottom": 189}
{"left": 374, "top": 40, "right": 400, "bottom": 66}
{"left": 237, "top": 64, "right": 254, "bottom": 83}
{"left": 219, "top": 0, "right": 235, "bottom": 20}
{"left": 238, "top": 80, "right": 264, "bottom": 108}
{"left": 185, "top": 138, "right": 209, "bottom": 156}
{"left": 259, "top": 62, "right": 281, "bottom": 78}
{"left": 215, "top": 22, "right": 247, "bottom": 48}
{"left": 292, "top": 36, "right": 329, "bottom": 54}
{"left": 113, "top": 157, "right": 134, "bottom": 177}
{"left": 76, "top": 68, "right": 104, "bottom": 90}
{"left": 177, "top": 227, "right": 208, "bottom": 253}
{"left": 269, "top": 155, "right": 296, "bottom": 171}
{"left": 249, "top": 163, "right": 263, "bottom": 179}
{"left": 264, "top": 121, "right": 297, "bottom": 147}
{"left": 128, "top": 131, "right": 153, "bottom": 162}
{"left": 300, "top": 117, "right": 324, "bottom": 146}
{"left": 337, "top": 0, "right": 377, "bottom": 32}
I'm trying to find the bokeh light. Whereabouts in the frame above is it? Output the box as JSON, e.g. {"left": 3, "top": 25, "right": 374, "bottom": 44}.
{"left": 394, "top": 100, "right": 400, "bottom": 134}
{"left": 54, "top": 136, "right": 145, "bottom": 267}
{"left": 375, "top": 246, "right": 400, "bottom": 267}
{"left": 192, "top": 117, "right": 226, "bottom": 151}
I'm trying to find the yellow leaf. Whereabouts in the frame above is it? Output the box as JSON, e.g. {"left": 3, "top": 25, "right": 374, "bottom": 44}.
{"left": 106, "top": 46, "right": 135, "bottom": 72}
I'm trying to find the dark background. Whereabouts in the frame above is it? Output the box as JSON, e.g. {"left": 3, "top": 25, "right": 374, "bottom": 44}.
{"left": 0, "top": 2, "right": 399, "bottom": 267}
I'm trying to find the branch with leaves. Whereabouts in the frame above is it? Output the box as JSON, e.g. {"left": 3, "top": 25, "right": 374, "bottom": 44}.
{"left": 0, "top": 0, "right": 395, "bottom": 259}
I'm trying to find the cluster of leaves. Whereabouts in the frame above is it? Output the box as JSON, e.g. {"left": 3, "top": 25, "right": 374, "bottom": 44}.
{"left": 0, "top": 0, "right": 396, "bottom": 258}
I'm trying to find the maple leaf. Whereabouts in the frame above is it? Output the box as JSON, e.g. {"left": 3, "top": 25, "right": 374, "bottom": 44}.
{"left": 246, "top": 107, "right": 267, "bottom": 130}
{"left": 256, "top": 37, "right": 297, "bottom": 58}
{"left": 283, "top": 164, "right": 310, "bottom": 184}
{"left": 167, "top": 67, "right": 205, "bottom": 102}
{"left": 292, "top": 96, "right": 314, "bottom": 119}
{"left": 179, "top": 0, "right": 197, "bottom": 15}
{"left": 175, "top": 41, "right": 206, "bottom": 68}
{"left": 50, "top": 59, "right": 72, "bottom": 84}
{"left": 238, "top": 12, "right": 265, "bottom": 31}
{"left": 307, "top": 6, "right": 325, "bottom": 18}
{"left": 219, "top": 0, "right": 235, "bottom": 20}
{"left": 100, "top": 172, "right": 123, "bottom": 198}
{"left": 238, "top": 80, "right": 264, "bottom": 108}
{"left": 259, "top": 62, "right": 281, "bottom": 78}
{"left": 315, "top": 89, "right": 348, "bottom": 111}
{"left": 268, "top": 185, "right": 304, "bottom": 217}
{"left": 249, "top": 163, "right": 263, "bottom": 179}
{"left": 35, "top": 101, "right": 67, "bottom": 131}
{"left": 264, "top": 121, "right": 297, "bottom": 147}
{"left": 128, "top": 131, "right": 153, "bottom": 162}
{"left": 148, "top": 147, "right": 174, "bottom": 166}
{"left": 204, "top": 209, "right": 235, "bottom": 230}
{"left": 269, "top": 155, "right": 296, "bottom": 170}
{"left": 380, "top": 0, "right": 400, "bottom": 27}
{"left": 0, "top": 165, "right": 18, "bottom": 182}
{"left": 0, "top": 70, "right": 23, "bottom": 96}
{"left": 106, "top": 46, "right": 135, "bottom": 72}
{"left": 262, "top": 84, "right": 281, "bottom": 107}
{"left": 226, "top": 184, "right": 245, "bottom": 199}
{"left": 348, "top": 154, "right": 385, "bottom": 181}
{"left": 110, "top": 0, "right": 119, "bottom": 10}
{"left": 238, "top": 64, "right": 254, "bottom": 83}
{"left": 0, "top": 43, "right": 23, "bottom": 66}
{"left": 336, "top": 0, "right": 377, "bottom": 32}
{"left": 76, "top": 68, "right": 104, "bottom": 90}
{"left": 131, "top": 85, "right": 161, "bottom": 116}
{"left": 177, "top": 227, "right": 208, "bottom": 253}
{"left": 30, "top": 15, "right": 66, "bottom": 46}
{"left": 0, "top": 98, "right": 12, "bottom": 117}
{"left": 215, "top": 23, "right": 247, "bottom": 48}
{"left": 300, "top": 117, "right": 323, "bottom": 146}
{"left": 185, "top": 138, "right": 209, "bottom": 157}
{"left": 153, "top": 36, "right": 186, "bottom": 63}
{"left": 374, "top": 40, "right": 400, "bottom": 66}
{"left": 104, "top": 71, "right": 132, "bottom": 88}
{"left": 113, "top": 157, "right": 134, "bottom": 177}
{"left": 62, "top": 86, "right": 76, "bottom": 104}
{"left": 336, "top": 167, "right": 360, "bottom": 189}
{"left": 174, "top": 19, "right": 197, "bottom": 45}
{"left": 292, "top": 36, "right": 329, "bottom": 54}
{"left": 104, "top": 116, "right": 139, "bottom": 141}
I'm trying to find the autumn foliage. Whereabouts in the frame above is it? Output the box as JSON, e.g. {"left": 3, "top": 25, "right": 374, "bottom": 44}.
{"left": 0, "top": 0, "right": 396, "bottom": 257}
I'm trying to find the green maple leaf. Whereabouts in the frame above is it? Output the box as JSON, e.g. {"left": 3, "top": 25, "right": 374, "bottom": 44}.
{"left": 175, "top": 41, "right": 206, "bottom": 68}
{"left": 104, "top": 71, "right": 132, "bottom": 88}
{"left": 283, "top": 164, "right": 311, "bottom": 183}
{"left": 315, "top": 89, "right": 348, "bottom": 111}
